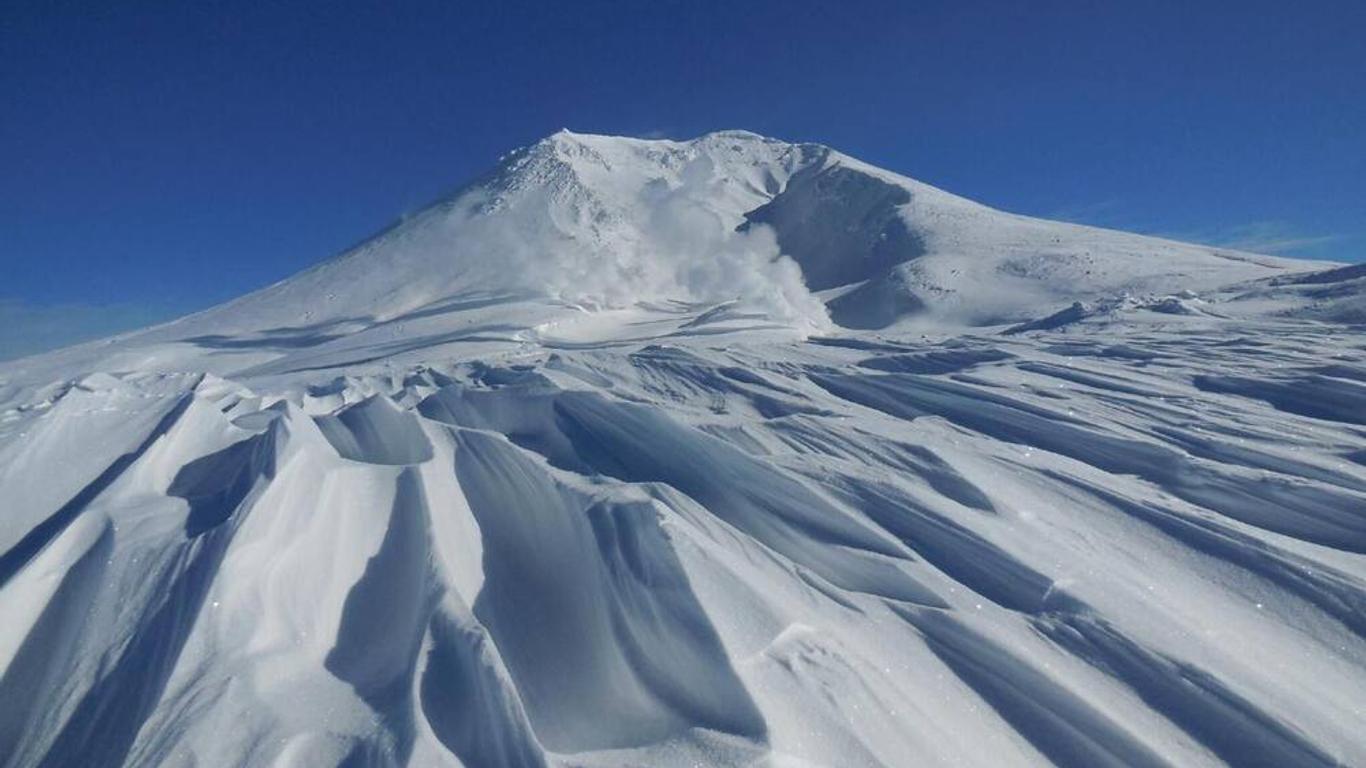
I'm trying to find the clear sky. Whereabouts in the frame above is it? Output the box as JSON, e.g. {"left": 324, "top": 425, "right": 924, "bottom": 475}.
{"left": 2, "top": 0, "right": 1363, "bottom": 358}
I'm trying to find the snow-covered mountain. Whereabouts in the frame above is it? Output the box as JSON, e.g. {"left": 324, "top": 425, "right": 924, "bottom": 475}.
{"left": 1, "top": 131, "right": 1363, "bottom": 768}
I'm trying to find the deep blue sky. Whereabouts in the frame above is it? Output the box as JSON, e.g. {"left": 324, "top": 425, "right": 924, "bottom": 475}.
{"left": 2, "top": 0, "right": 1363, "bottom": 357}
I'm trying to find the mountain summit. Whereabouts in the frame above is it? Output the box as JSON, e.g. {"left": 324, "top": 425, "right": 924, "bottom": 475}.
{"left": 2, "top": 133, "right": 1363, "bottom": 768}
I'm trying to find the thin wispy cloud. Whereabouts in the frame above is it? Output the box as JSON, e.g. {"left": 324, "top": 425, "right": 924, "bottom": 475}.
{"left": 635, "top": 128, "right": 676, "bottom": 140}
{"left": 1162, "top": 220, "right": 1348, "bottom": 258}
{"left": 1047, "top": 199, "right": 1132, "bottom": 230}
{"left": 1050, "top": 200, "right": 1353, "bottom": 260}
{"left": 0, "top": 299, "right": 176, "bottom": 362}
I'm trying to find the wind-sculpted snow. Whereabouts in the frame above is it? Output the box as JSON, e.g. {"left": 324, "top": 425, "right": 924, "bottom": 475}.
{"left": 1, "top": 131, "right": 1364, "bottom": 767}
{"left": 451, "top": 429, "right": 767, "bottom": 752}
{"left": 3, "top": 315, "right": 1364, "bottom": 767}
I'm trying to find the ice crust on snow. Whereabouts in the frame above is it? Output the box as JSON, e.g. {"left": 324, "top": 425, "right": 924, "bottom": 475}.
{"left": 1, "top": 131, "right": 1364, "bottom": 768}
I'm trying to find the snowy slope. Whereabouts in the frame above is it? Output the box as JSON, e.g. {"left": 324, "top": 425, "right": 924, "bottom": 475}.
{"left": 1, "top": 131, "right": 1363, "bottom": 768}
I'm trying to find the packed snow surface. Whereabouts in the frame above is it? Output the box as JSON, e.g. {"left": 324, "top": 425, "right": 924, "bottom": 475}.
{"left": 1, "top": 130, "right": 1363, "bottom": 768}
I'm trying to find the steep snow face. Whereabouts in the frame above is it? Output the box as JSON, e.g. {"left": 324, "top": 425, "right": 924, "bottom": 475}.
{"left": 1, "top": 131, "right": 1363, "bottom": 768}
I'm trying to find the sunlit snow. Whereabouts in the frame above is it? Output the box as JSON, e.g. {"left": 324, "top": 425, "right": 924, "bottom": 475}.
{"left": 1, "top": 131, "right": 1363, "bottom": 768}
